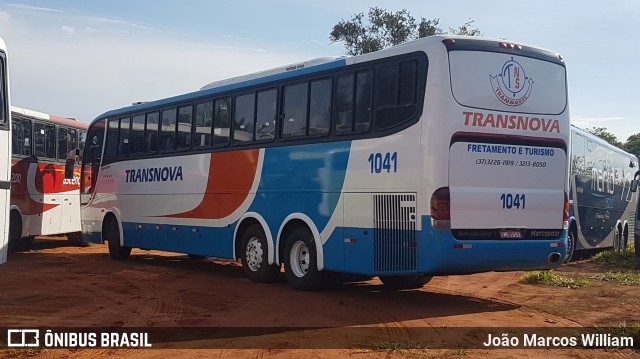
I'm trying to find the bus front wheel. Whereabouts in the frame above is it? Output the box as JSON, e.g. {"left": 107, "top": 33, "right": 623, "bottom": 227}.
{"left": 240, "top": 224, "right": 280, "bottom": 283}
{"left": 8, "top": 211, "right": 22, "bottom": 252}
{"left": 106, "top": 220, "right": 131, "bottom": 260}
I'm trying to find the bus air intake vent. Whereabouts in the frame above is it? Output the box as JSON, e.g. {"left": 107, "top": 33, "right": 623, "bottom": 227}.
{"left": 373, "top": 193, "right": 417, "bottom": 272}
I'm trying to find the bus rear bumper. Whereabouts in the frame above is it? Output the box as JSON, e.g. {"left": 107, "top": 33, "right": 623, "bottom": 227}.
{"left": 418, "top": 226, "right": 568, "bottom": 274}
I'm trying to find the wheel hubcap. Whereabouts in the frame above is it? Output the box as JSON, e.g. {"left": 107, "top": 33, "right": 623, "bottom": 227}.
{"left": 289, "top": 240, "right": 309, "bottom": 278}
{"left": 245, "top": 237, "right": 263, "bottom": 272}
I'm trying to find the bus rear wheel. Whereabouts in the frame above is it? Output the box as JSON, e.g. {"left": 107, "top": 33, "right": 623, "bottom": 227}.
{"left": 106, "top": 220, "right": 131, "bottom": 260}
{"left": 613, "top": 226, "right": 622, "bottom": 252}
{"left": 284, "top": 226, "right": 329, "bottom": 291}
{"left": 379, "top": 275, "right": 431, "bottom": 290}
{"left": 240, "top": 224, "right": 280, "bottom": 283}
{"left": 563, "top": 230, "right": 576, "bottom": 264}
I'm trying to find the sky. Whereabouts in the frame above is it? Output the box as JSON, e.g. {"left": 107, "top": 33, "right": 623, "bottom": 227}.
{"left": 0, "top": 0, "right": 639, "bottom": 142}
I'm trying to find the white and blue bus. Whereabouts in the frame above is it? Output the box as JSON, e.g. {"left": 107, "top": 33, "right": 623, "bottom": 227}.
{"left": 0, "top": 37, "right": 11, "bottom": 264}
{"left": 80, "top": 36, "right": 571, "bottom": 290}
{"left": 566, "top": 125, "right": 638, "bottom": 262}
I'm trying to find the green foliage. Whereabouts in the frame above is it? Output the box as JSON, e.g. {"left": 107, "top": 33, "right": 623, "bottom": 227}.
{"left": 592, "top": 271, "right": 640, "bottom": 286}
{"left": 591, "top": 245, "right": 640, "bottom": 270}
{"left": 362, "top": 340, "right": 429, "bottom": 351}
{"left": 519, "top": 270, "right": 589, "bottom": 288}
{"left": 624, "top": 133, "right": 640, "bottom": 159}
{"left": 330, "top": 7, "right": 481, "bottom": 55}
{"left": 585, "top": 127, "right": 623, "bottom": 148}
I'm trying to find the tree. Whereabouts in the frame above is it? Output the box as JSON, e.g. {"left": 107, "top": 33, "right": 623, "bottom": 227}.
{"left": 585, "top": 127, "right": 623, "bottom": 148}
{"left": 330, "top": 7, "right": 482, "bottom": 56}
{"left": 624, "top": 133, "right": 640, "bottom": 159}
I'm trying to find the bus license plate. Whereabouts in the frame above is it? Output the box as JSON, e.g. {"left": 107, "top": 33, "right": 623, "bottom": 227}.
{"left": 499, "top": 230, "right": 523, "bottom": 239}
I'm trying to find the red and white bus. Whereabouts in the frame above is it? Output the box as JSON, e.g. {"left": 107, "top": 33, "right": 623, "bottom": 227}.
{"left": 0, "top": 37, "right": 10, "bottom": 263}
{"left": 80, "top": 36, "right": 570, "bottom": 290}
{"left": 9, "top": 106, "right": 87, "bottom": 250}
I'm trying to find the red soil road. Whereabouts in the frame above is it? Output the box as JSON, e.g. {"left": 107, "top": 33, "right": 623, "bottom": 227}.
{"left": 0, "top": 237, "right": 638, "bottom": 359}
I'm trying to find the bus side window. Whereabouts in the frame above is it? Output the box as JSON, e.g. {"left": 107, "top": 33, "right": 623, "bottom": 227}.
{"left": 309, "top": 78, "right": 331, "bottom": 137}
{"left": 57, "top": 127, "right": 68, "bottom": 161}
{"left": 354, "top": 70, "right": 372, "bottom": 133}
{"left": 145, "top": 112, "right": 159, "bottom": 153}
{"left": 177, "top": 105, "right": 192, "bottom": 151}
{"left": 194, "top": 100, "right": 213, "bottom": 148}
{"left": 213, "top": 98, "right": 230, "bottom": 146}
{"left": 104, "top": 118, "right": 119, "bottom": 158}
{"left": 34, "top": 122, "right": 55, "bottom": 159}
{"left": 282, "top": 83, "right": 308, "bottom": 139}
{"left": 12, "top": 117, "right": 32, "bottom": 156}
{"left": 256, "top": 89, "right": 276, "bottom": 142}
{"left": 375, "top": 60, "right": 418, "bottom": 130}
{"left": 78, "top": 130, "right": 86, "bottom": 163}
{"left": 233, "top": 94, "right": 255, "bottom": 145}
{"left": 130, "top": 114, "right": 145, "bottom": 155}
{"left": 335, "top": 74, "right": 354, "bottom": 135}
{"left": 161, "top": 108, "right": 177, "bottom": 151}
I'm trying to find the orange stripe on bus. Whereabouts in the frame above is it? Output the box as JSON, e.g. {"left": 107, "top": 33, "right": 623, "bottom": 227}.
{"left": 164, "top": 149, "right": 260, "bottom": 219}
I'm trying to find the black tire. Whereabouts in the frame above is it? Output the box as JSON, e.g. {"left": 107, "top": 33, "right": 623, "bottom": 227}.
{"left": 563, "top": 230, "right": 576, "bottom": 264}
{"left": 635, "top": 235, "right": 640, "bottom": 258}
{"left": 379, "top": 275, "right": 432, "bottom": 290}
{"left": 621, "top": 227, "right": 629, "bottom": 251}
{"left": 8, "top": 211, "right": 22, "bottom": 253}
{"left": 106, "top": 220, "right": 131, "bottom": 260}
{"left": 240, "top": 224, "right": 280, "bottom": 283}
{"left": 613, "top": 226, "right": 622, "bottom": 252}
{"left": 284, "top": 226, "right": 327, "bottom": 291}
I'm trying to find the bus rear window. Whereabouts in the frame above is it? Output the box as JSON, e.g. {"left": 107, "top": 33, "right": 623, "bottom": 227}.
{"left": 449, "top": 51, "right": 567, "bottom": 115}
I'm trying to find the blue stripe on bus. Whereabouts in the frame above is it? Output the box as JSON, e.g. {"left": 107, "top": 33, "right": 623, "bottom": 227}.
{"left": 247, "top": 141, "right": 351, "bottom": 235}
{"left": 120, "top": 222, "right": 236, "bottom": 258}
{"left": 94, "top": 214, "right": 567, "bottom": 275}
{"left": 417, "top": 220, "right": 568, "bottom": 274}
{"left": 95, "top": 59, "right": 348, "bottom": 121}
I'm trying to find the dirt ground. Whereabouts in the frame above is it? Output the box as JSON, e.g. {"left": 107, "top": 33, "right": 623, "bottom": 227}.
{"left": 1, "top": 236, "right": 639, "bottom": 359}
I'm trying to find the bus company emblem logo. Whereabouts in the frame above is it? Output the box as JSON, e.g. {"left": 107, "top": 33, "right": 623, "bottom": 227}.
{"left": 7, "top": 329, "right": 40, "bottom": 347}
{"left": 490, "top": 57, "right": 534, "bottom": 107}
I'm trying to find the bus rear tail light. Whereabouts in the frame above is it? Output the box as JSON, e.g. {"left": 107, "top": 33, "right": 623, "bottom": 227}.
{"left": 563, "top": 191, "right": 569, "bottom": 229}
{"left": 431, "top": 187, "right": 451, "bottom": 229}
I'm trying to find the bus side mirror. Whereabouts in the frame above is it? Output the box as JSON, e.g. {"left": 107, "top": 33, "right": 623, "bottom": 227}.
{"left": 632, "top": 171, "right": 640, "bottom": 193}
{"left": 64, "top": 158, "right": 75, "bottom": 179}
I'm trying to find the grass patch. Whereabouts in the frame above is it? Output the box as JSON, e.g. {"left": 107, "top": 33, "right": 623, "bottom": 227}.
{"left": 591, "top": 246, "right": 640, "bottom": 270}
{"left": 519, "top": 270, "right": 589, "bottom": 288}
{"left": 591, "top": 271, "right": 640, "bottom": 286}
{"left": 597, "top": 322, "right": 640, "bottom": 344}
{"left": 359, "top": 340, "right": 429, "bottom": 351}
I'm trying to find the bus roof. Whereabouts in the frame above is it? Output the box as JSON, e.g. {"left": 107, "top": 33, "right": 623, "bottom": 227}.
{"left": 90, "top": 35, "right": 563, "bottom": 125}
{"left": 93, "top": 56, "right": 348, "bottom": 122}
{"left": 571, "top": 124, "right": 637, "bottom": 160}
{"left": 11, "top": 105, "right": 88, "bottom": 129}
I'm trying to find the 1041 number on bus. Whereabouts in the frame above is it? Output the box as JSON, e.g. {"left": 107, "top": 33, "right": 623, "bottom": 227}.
{"left": 368, "top": 152, "right": 398, "bottom": 174}
{"left": 500, "top": 193, "right": 526, "bottom": 209}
